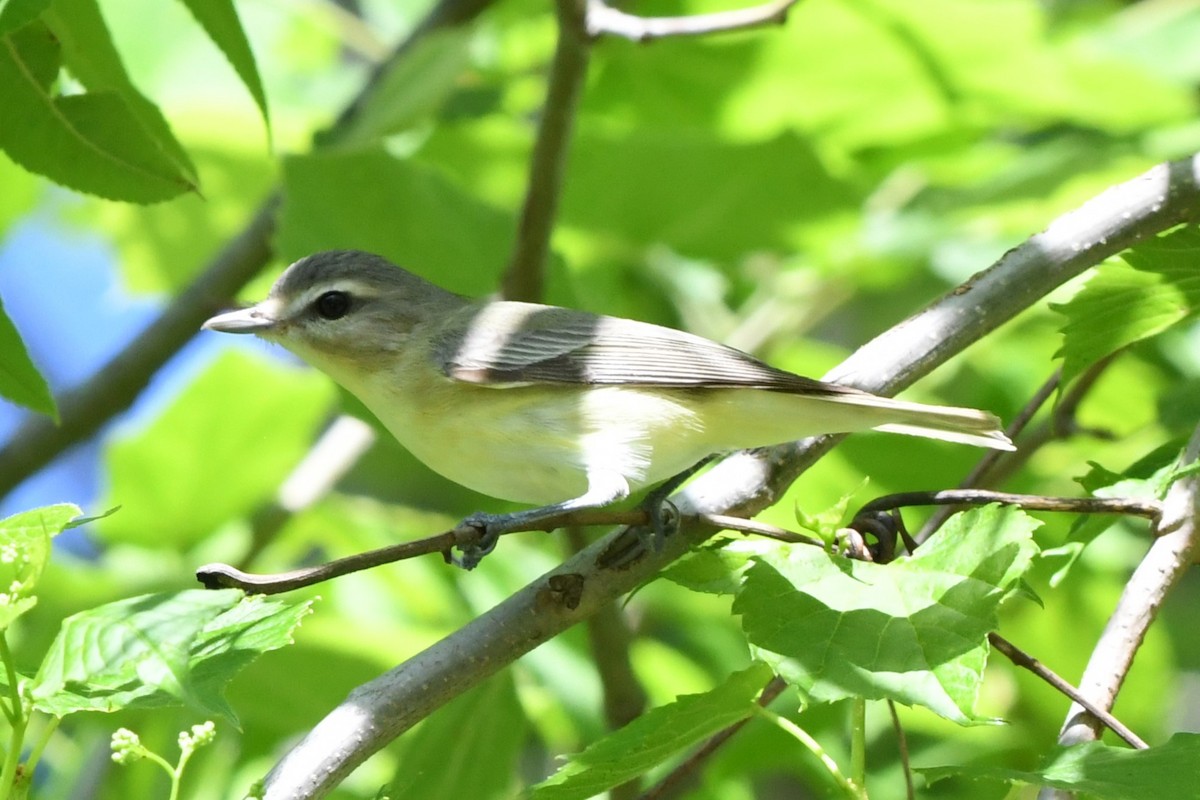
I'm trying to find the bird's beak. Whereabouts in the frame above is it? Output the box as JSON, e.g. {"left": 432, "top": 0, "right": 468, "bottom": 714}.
{"left": 203, "top": 303, "right": 278, "bottom": 334}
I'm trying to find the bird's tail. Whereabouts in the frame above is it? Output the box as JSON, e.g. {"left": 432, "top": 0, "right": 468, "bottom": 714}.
{"left": 826, "top": 393, "right": 1015, "bottom": 451}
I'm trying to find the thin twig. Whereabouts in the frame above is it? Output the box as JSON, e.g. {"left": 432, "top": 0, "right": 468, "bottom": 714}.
{"left": 985, "top": 355, "right": 1121, "bottom": 489}
{"left": 197, "top": 507, "right": 651, "bottom": 594}
{"left": 700, "top": 513, "right": 820, "bottom": 545}
{"left": 501, "top": 0, "right": 591, "bottom": 301}
{"left": 586, "top": 0, "right": 798, "bottom": 42}
{"left": 989, "top": 634, "right": 1147, "bottom": 749}
{"left": 917, "top": 368, "right": 1061, "bottom": 540}
{"left": 198, "top": 505, "right": 834, "bottom": 594}
{"left": 886, "top": 701, "right": 914, "bottom": 800}
{"left": 639, "top": 677, "right": 788, "bottom": 800}
{"left": 859, "top": 489, "right": 1161, "bottom": 523}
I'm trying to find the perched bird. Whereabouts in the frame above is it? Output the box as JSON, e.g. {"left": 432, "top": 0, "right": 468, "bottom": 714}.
{"left": 204, "top": 250, "right": 1012, "bottom": 567}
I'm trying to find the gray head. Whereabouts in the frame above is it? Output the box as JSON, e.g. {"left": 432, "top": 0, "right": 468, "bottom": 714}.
{"left": 203, "top": 250, "right": 462, "bottom": 363}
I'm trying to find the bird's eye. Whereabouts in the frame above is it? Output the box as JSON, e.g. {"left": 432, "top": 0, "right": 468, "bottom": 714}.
{"left": 315, "top": 290, "right": 351, "bottom": 320}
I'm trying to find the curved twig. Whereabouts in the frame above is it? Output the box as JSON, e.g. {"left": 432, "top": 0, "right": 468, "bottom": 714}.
{"left": 586, "top": 0, "right": 798, "bottom": 42}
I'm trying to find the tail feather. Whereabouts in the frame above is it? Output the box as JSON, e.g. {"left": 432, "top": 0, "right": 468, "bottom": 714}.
{"left": 827, "top": 394, "right": 1015, "bottom": 451}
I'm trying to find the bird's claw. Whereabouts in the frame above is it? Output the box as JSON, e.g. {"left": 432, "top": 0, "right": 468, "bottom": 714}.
{"left": 453, "top": 512, "right": 505, "bottom": 570}
{"left": 643, "top": 497, "right": 680, "bottom": 551}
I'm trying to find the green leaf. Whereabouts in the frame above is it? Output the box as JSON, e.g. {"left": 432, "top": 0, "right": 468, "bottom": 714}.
{"left": 31, "top": 589, "right": 312, "bottom": 719}
{"left": 98, "top": 350, "right": 335, "bottom": 547}
{"left": 0, "top": 504, "right": 80, "bottom": 630}
{"left": 0, "top": 293, "right": 56, "bottom": 420}
{"left": 0, "top": 0, "right": 50, "bottom": 35}
{"left": 388, "top": 674, "right": 526, "bottom": 800}
{"left": 1053, "top": 226, "right": 1200, "bottom": 384}
{"left": 661, "top": 540, "right": 766, "bottom": 597}
{"left": 44, "top": 0, "right": 196, "bottom": 180}
{"left": 0, "top": 0, "right": 198, "bottom": 202}
{"left": 920, "top": 733, "right": 1200, "bottom": 800}
{"left": 530, "top": 663, "right": 773, "bottom": 799}
{"left": 0, "top": 30, "right": 195, "bottom": 202}
{"left": 733, "top": 505, "right": 1040, "bottom": 723}
{"left": 176, "top": 0, "right": 269, "bottom": 135}
{"left": 1046, "top": 449, "right": 1181, "bottom": 586}
{"left": 279, "top": 148, "right": 515, "bottom": 297}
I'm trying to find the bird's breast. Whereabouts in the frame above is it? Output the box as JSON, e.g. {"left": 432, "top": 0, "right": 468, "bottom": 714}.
{"left": 351, "top": 367, "right": 709, "bottom": 505}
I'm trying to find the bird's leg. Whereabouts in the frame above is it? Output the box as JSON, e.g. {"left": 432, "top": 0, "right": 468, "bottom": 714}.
{"left": 454, "top": 470, "right": 631, "bottom": 570}
{"left": 637, "top": 454, "right": 718, "bottom": 551}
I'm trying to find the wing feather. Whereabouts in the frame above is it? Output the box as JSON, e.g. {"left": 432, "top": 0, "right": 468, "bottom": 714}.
{"left": 433, "top": 302, "right": 858, "bottom": 397}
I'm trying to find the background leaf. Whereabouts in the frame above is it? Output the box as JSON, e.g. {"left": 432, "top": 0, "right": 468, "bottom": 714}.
{"left": 31, "top": 589, "right": 311, "bottom": 719}
{"left": 530, "top": 663, "right": 773, "bottom": 799}
{"left": 97, "top": 350, "right": 335, "bottom": 547}
{"left": 176, "top": 0, "right": 269, "bottom": 134}
{"left": 0, "top": 293, "right": 55, "bottom": 420}
{"left": 920, "top": 733, "right": 1200, "bottom": 800}
{"left": 387, "top": 674, "right": 527, "bottom": 800}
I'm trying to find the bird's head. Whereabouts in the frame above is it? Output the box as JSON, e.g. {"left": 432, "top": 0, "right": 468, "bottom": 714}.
{"left": 203, "top": 250, "right": 460, "bottom": 370}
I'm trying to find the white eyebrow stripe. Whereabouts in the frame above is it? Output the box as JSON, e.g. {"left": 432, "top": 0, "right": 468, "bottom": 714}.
{"left": 283, "top": 280, "right": 383, "bottom": 318}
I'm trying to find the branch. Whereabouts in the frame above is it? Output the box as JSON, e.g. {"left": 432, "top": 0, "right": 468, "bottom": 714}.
{"left": 586, "top": 0, "right": 798, "bottom": 42}
{"left": 1055, "top": 423, "right": 1200, "bottom": 747}
{"left": 501, "top": 0, "right": 591, "bottom": 301}
{"left": 258, "top": 155, "right": 1200, "bottom": 800}
{"left": 0, "top": 0, "right": 498, "bottom": 502}
{"left": 989, "top": 634, "right": 1147, "bottom": 749}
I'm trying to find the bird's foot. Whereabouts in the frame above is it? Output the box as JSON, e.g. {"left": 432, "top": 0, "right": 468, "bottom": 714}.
{"left": 452, "top": 511, "right": 510, "bottom": 570}
{"left": 640, "top": 492, "right": 680, "bottom": 552}
{"left": 635, "top": 454, "right": 716, "bottom": 551}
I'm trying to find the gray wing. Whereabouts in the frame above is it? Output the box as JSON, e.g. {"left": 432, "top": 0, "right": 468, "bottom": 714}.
{"left": 433, "top": 302, "right": 859, "bottom": 397}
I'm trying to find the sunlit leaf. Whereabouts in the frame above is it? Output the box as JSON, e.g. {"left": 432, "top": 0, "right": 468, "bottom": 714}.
{"left": 733, "top": 505, "right": 1039, "bottom": 723}
{"left": 0, "top": 504, "right": 80, "bottom": 629}
{"left": 31, "top": 589, "right": 312, "bottom": 719}
{"left": 0, "top": 28, "right": 195, "bottom": 201}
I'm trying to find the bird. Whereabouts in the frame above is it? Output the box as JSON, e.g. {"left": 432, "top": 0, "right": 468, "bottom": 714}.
{"left": 203, "top": 250, "right": 1012, "bottom": 567}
